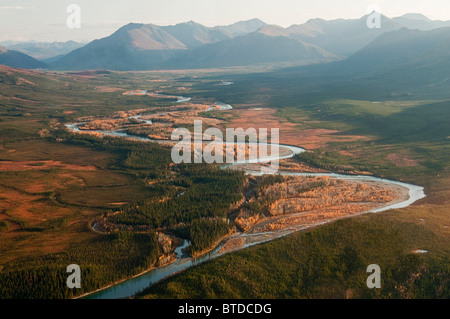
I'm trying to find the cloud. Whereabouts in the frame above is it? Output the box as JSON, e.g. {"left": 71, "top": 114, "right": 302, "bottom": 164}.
{"left": 0, "top": 6, "right": 36, "bottom": 10}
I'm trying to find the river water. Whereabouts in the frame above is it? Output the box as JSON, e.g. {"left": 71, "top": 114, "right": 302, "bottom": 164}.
{"left": 68, "top": 94, "right": 425, "bottom": 299}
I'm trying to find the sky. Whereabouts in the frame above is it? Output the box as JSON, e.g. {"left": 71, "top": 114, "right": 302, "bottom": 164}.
{"left": 1, "top": 0, "right": 450, "bottom": 42}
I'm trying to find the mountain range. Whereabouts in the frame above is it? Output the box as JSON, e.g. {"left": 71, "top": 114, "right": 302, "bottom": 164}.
{"left": 51, "top": 19, "right": 271, "bottom": 70}
{"left": 247, "top": 24, "right": 450, "bottom": 101}
{"left": 2, "top": 13, "right": 450, "bottom": 71}
{"left": 0, "top": 41, "right": 85, "bottom": 62}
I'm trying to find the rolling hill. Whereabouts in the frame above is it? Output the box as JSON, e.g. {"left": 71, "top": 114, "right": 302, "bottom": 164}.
{"left": 0, "top": 46, "right": 47, "bottom": 69}
{"left": 254, "top": 26, "right": 450, "bottom": 100}
{"left": 338, "top": 27, "right": 450, "bottom": 75}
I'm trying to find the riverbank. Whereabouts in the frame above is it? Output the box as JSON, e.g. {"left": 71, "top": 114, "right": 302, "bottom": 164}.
{"left": 75, "top": 236, "right": 184, "bottom": 299}
{"left": 213, "top": 175, "right": 413, "bottom": 256}
{"left": 75, "top": 166, "right": 424, "bottom": 299}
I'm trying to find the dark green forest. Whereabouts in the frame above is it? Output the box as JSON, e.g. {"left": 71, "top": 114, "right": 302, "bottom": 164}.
{"left": 0, "top": 231, "right": 159, "bottom": 299}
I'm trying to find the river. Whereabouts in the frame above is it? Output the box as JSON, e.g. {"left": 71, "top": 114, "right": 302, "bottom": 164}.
{"left": 67, "top": 94, "right": 425, "bottom": 299}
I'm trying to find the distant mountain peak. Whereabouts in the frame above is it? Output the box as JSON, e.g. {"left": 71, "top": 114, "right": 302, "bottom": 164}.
{"left": 186, "top": 20, "right": 201, "bottom": 25}
{"left": 213, "top": 19, "right": 267, "bottom": 37}
{"left": 216, "top": 18, "right": 267, "bottom": 27}
{"left": 399, "top": 13, "right": 432, "bottom": 21}
{"left": 306, "top": 18, "right": 327, "bottom": 23}
{"left": 119, "top": 22, "right": 145, "bottom": 31}
{"left": 246, "top": 18, "right": 265, "bottom": 23}
{"left": 392, "top": 13, "right": 442, "bottom": 31}
{"left": 175, "top": 20, "right": 204, "bottom": 27}
{"left": 257, "top": 25, "right": 289, "bottom": 37}
{"left": 360, "top": 12, "right": 393, "bottom": 21}
{"left": 240, "top": 18, "right": 267, "bottom": 26}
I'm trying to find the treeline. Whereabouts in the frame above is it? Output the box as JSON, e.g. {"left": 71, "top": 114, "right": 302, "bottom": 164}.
{"left": 188, "top": 219, "right": 231, "bottom": 255}
{"left": 0, "top": 231, "right": 159, "bottom": 299}
{"left": 140, "top": 217, "right": 450, "bottom": 299}
{"left": 255, "top": 174, "right": 285, "bottom": 193}
{"left": 52, "top": 128, "right": 172, "bottom": 178}
{"left": 294, "top": 151, "right": 367, "bottom": 174}
{"left": 122, "top": 145, "right": 173, "bottom": 178}
{"left": 294, "top": 151, "right": 336, "bottom": 170}
{"left": 110, "top": 165, "right": 245, "bottom": 229}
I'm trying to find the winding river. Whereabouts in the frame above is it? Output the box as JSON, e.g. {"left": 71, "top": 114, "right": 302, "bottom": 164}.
{"left": 67, "top": 93, "right": 426, "bottom": 299}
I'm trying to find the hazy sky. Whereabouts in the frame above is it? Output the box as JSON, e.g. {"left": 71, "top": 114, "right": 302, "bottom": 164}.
{"left": 1, "top": 0, "right": 450, "bottom": 42}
